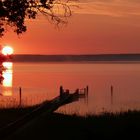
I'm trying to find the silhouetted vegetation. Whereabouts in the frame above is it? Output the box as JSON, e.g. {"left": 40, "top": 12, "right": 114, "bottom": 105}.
{"left": 0, "top": 108, "right": 140, "bottom": 140}
{"left": 0, "top": 0, "right": 73, "bottom": 37}
{"left": 0, "top": 106, "right": 38, "bottom": 128}
{"left": 23, "top": 110, "right": 139, "bottom": 140}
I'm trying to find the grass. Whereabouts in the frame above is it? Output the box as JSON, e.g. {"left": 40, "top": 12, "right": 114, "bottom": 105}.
{"left": 0, "top": 94, "right": 139, "bottom": 139}
{"left": 0, "top": 107, "right": 140, "bottom": 140}
{"left": 44, "top": 110, "right": 140, "bottom": 140}
{"left": 0, "top": 106, "right": 38, "bottom": 128}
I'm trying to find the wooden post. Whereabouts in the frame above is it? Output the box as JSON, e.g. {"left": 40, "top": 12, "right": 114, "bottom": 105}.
{"left": 19, "top": 87, "right": 22, "bottom": 107}
{"left": 86, "top": 86, "right": 89, "bottom": 104}
{"left": 86, "top": 86, "right": 89, "bottom": 97}
{"left": 60, "top": 86, "right": 63, "bottom": 97}
{"left": 77, "top": 89, "right": 79, "bottom": 94}
{"left": 111, "top": 85, "right": 113, "bottom": 105}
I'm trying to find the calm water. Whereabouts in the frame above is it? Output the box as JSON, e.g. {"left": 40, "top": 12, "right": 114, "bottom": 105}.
{"left": 0, "top": 62, "right": 140, "bottom": 115}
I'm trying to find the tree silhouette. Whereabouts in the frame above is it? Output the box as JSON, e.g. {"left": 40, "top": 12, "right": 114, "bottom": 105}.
{"left": 0, "top": 0, "right": 72, "bottom": 37}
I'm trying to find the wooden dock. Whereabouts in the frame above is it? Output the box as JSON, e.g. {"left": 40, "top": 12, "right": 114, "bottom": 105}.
{"left": 0, "top": 86, "right": 88, "bottom": 139}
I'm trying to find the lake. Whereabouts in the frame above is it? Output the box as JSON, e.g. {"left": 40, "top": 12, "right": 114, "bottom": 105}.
{"left": 0, "top": 62, "right": 140, "bottom": 115}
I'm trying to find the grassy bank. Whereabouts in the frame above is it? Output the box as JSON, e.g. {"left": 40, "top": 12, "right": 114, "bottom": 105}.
{"left": 1, "top": 108, "right": 140, "bottom": 140}
{"left": 42, "top": 111, "right": 140, "bottom": 140}
{"left": 0, "top": 106, "right": 38, "bottom": 128}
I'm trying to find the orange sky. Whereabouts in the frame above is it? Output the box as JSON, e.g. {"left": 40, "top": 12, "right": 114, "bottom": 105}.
{"left": 1, "top": 0, "right": 140, "bottom": 54}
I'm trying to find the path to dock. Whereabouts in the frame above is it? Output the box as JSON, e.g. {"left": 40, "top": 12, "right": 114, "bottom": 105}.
{"left": 0, "top": 88, "right": 87, "bottom": 140}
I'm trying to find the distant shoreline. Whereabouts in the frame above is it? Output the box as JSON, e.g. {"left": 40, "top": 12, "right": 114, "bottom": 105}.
{"left": 12, "top": 54, "right": 140, "bottom": 62}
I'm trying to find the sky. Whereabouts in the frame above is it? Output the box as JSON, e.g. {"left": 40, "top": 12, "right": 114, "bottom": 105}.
{"left": 1, "top": 0, "right": 140, "bottom": 54}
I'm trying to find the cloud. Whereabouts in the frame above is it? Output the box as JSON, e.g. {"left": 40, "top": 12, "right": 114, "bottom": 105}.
{"left": 72, "top": 0, "right": 140, "bottom": 17}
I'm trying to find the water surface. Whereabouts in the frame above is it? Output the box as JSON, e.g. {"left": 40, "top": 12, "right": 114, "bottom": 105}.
{"left": 0, "top": 62, "right": 140, "bottom": 115}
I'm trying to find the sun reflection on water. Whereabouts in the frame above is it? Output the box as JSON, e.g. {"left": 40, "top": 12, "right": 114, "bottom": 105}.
{"left": 2, "top": 62, "right": 13, "bottom": 96}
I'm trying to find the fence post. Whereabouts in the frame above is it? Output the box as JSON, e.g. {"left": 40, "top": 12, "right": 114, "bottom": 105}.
{"left": 19, "top": 87, "right": 22, "bottom": 107}
{"left": 111, "top": 85, "right": 113, "bottom": 105}
{"left": 86, "top": 86, "right": 89, "bottom": 97}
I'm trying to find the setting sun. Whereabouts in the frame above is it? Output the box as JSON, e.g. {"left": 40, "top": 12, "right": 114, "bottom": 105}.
{"left": 2, "top": 46, "right": 14, "bottom": 55}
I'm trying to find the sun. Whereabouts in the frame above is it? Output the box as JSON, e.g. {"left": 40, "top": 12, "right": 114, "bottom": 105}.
{"left": 2, "top": 46, "right": 14, "bottom": 55}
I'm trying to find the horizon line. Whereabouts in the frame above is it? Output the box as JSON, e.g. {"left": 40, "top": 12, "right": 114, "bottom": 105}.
{"left": 13, "top": 53, "right": 140, "bottom": 56}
